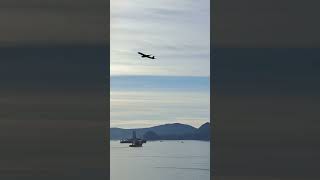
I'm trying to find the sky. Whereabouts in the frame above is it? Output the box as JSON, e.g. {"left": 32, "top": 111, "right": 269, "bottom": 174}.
{"left": 110, "top": 0, "right": 210, "bottom": 128}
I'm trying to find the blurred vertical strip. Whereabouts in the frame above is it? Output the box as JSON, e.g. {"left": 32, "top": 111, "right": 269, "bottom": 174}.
{"left": 0, "top": 0, "right": 109, "bottom": 179}
{"left": 213, "top": 0, "right": 320, "bottom": 180}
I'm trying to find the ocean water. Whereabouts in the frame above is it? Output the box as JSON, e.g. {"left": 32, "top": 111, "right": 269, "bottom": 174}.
{"left": 110, "top": 140, "right": 210, "bottom": 180}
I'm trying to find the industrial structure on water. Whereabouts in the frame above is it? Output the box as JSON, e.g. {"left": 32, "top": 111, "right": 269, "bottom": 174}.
{"left": 120, "top": 131, "right": 146, "bottom": 147}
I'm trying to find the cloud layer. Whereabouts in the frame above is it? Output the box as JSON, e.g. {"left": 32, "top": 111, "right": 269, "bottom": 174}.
{"left": 111, "top": 0, "right": 210, "bottom": 76}
{"left": 111, "top": 76, "right": 210, "bottom": 128}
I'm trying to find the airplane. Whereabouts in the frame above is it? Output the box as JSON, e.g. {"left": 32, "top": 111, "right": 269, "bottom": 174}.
{"left": 138, "top": 52, "right": 156, "bottom": 59}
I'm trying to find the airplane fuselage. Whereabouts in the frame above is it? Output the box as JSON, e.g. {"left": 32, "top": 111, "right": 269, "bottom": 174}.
{"left": 138, "top": 52, "right": 156, "bottom": 59}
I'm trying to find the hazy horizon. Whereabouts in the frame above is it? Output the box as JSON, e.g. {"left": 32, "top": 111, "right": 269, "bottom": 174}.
{"left": 111, "top": 120, "right": 210, "bottom": 129}
{"left": 110, "top": 76, "right": 210, "bottom": 128}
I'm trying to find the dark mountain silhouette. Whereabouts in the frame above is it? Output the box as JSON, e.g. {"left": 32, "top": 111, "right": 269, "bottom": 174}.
{"left": 110, "top": 123, "right": 196, "bottom": 139}
{"left": 110, "top": 122, "right": 211, "bottom": 141}
{"left": 143, "top": 131, "right": 161, "bottom": 140}
{"left": 194, "top": 122, "right": 210, "bottom": 140}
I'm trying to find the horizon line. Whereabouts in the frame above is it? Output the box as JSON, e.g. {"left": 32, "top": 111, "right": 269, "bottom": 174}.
{"left": 110, "top": 121, "right": 210, "bottom": 129}
{"left": 110, "top": 74, "right": 210, "bottom": 78}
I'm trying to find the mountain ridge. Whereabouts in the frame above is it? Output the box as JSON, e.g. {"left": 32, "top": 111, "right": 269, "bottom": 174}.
{"left": 110, "top": 122, "right": 211, "bottom": 141}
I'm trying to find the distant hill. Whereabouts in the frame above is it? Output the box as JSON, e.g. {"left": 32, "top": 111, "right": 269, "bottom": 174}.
{"left": 194, "top": 122, "right": 210, "bottom": 140}
{"left": 110, "top": 122, "right": 211, "bottom": 141}
{"left": 143, "top": 131, "right": 161, "bottom": 140}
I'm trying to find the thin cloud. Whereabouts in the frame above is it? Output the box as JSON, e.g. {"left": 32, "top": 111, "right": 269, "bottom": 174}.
{"left": 111, "top": 0, "right": 210, "bottom": 77}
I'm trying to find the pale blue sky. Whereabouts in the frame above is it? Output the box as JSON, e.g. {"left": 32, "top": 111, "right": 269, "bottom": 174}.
{"left": 111, "top": 0, "right": 210, "bottom": 128}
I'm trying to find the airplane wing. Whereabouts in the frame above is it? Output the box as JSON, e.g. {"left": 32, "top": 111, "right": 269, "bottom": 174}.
{"left": 138, "top": 52, "right": 145, "bottom": 56}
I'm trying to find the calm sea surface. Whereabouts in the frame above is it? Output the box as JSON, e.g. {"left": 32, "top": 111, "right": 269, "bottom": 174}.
{"left": 111, "top": 140, "right": 210, "bottom": 180}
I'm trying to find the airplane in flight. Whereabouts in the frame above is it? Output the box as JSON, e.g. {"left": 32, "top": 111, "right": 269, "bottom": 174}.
{"left": 138, "top": 52, "right": 156, "bottom": 59}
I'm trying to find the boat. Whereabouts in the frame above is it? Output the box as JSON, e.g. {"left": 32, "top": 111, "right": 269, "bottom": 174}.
{"left": 128, "top": 131, "right": 145, "bottom": 147}
{"left": 120, "top": 139, "right": 132, "bottom": 143}
{"left": 120, "top": 130, "right": 147, "bottom": 145}
{"left": 120, "top": 139, "right": 146, "bottom": 143}
{"left": 129, "top": 140, "right": 143, "bottom": 147}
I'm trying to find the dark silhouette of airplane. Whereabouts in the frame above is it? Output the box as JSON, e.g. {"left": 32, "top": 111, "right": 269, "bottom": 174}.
{"left": 138, "top": 52, "right": 156, "bottom": 59}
